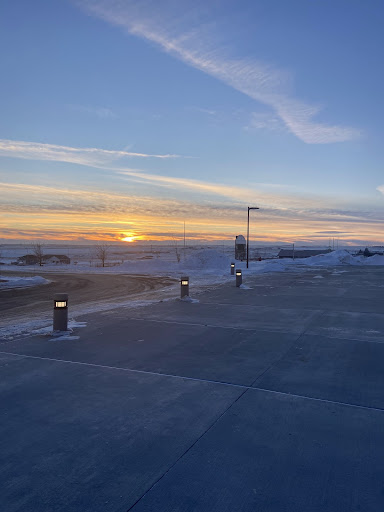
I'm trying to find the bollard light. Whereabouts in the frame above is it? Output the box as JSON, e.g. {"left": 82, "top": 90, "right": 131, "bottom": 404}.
{"left": 236, "top": 269, "right": 242, "bottom": 287}
{"left": 53, "top": 293, "right": 68, "bottom": 332}
{"left": 231, "top": 262, "right": 235, "bottom": 275}
{"left": 180, "top": 276, "right": 189, "bottom": 298}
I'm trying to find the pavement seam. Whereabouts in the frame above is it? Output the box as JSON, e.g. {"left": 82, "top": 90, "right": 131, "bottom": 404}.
{"left": 1, "top": 350, "right": 384, "bottom": 414}
{"left": 0, "top": 350, "right": 250, "bottom": 390}
{"left": 127, "top": 317, "right": 304, "bottom": 334}
{"left": 125, "top": 387, "right": 250, "bottom": 512}
{"left": 302, "top": 331, "right": 384, "bottom": 344}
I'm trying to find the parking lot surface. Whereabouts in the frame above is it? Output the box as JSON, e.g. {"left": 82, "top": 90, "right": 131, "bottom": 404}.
{"left": 1, "top": 266, "right": 384, "bottom": 511}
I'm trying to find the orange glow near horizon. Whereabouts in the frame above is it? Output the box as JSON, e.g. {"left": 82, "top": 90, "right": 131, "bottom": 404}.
{"left": 1, "top": 182, "right": 384, "bottom": 245}
{"left": 121, "top": 234, "right": 138, "bottom": 242}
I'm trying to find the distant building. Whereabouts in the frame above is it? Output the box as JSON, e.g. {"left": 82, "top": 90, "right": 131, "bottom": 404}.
{"left": 17, "top": 254, "right": 39, "bottom": 265}
{"left": 235, "top": 235, "right": 246, "bottom": 260}
{"left": 278, "top": 249, "right": 332, "bottom": 259}
{"left": 43, "top": 255, "right": 71, "bottom": 265}
{"left": 17, "top": 254, "right": 70, "bottom": 265}
{"left": 357, "top": 247, "right": 384, "bottom": 257}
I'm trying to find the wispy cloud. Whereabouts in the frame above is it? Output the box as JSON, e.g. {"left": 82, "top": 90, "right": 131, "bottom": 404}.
{"left": 69, "top": 104, "right": 117, "bottom": 119}
{"left": 0, "top": 138, "right": 366, "bottom": 215}
{"left": 247, "top": 112, "right": 285, "bottom": 133}
{"left": 76, "top": 0, "right": 360, "bottom": 144}
{"left": 190, "top": 106, "right": 216, "bottom": 116}
{"left": 0, "top": 138, "right": 305, "bottom": 207}
{"left": 377, "top": 185, "right": 384, "bottom": 195}
{"left": 0, "top": 139, "right": 183, "bottom": 166}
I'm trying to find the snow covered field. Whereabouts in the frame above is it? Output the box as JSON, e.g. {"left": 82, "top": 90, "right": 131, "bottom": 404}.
{"left": 1, "top": 245, "right": 384, "bottom": 289}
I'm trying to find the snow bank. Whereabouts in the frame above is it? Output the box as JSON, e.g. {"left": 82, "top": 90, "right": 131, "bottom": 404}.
{"left": 0, "top": 275, "right": 50, "bottom": 289}
{"left": 296, "top": 250, "right": 384, "bottom": 267}
{"left": 361, "top": 254, "right": 384, "bottom": 266}
{"left": 180, "top": 249, "right": 231, "bottom": 273}
{"left": 299, "top": 250, "right": 360, "bottom": 266}
{"left": 97, "top": 249, "right": 231, "bottom": 277}
{"left": 236, "top": 249, "right": 384, "bottom": 277}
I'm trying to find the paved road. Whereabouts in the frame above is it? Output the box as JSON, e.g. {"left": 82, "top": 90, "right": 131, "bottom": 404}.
{"left": 0, "top": 271, "right": 176, "bottom": 325}
{"left": 1, "top": 266, "right": 384, "bottom": 511}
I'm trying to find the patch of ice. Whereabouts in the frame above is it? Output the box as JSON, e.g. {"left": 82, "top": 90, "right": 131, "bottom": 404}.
{"left": 0, "top": 275, "right": 50, "bottom": 289}
{"left": 239, "top": 284, "right": 252, "bottom": 289}
{"left": 180, "top": 296, "right": 200, "bottom": 303}
{"left": 50, "top": 334, "right": 80, "bottom": 341}
{"left": 68, "top": 321, "right": 87, "bottom": 328}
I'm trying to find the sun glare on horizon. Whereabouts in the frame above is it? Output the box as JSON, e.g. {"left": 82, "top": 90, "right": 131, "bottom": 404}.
{"left": 121, "top": 233, "right": 140, "bottom": 242}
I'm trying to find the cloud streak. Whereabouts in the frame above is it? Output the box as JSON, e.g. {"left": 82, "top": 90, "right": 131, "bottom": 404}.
{"left": 77, "top": 0, "right": 360, "bottom": 144}
{"left": 0, "top": 139, "right": 182, "bottom": 166}
{"left": 0, "top": 138, "right": 370, "bottom": 216}
{"left": 0, "top": 138, "right": 316, "bottom": 208}
{"left": 69, "top": 104, "right": 117, "bottom": 119}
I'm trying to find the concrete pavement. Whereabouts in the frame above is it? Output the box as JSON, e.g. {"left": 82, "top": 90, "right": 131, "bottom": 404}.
{"left": 1, "top": 265, "right": 384, "bottom": 511}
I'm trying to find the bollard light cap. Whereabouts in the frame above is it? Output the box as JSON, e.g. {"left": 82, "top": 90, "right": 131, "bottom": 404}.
{"left": 54, "top": 293, "right": 68, "bottom": 302}
{"left": 54, "top": 293, "right": 68, "bottom": 308}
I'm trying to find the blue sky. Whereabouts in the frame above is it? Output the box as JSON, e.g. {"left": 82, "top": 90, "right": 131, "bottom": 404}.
{"left": 1, "top": 0, "right": 384, "bottom": 244}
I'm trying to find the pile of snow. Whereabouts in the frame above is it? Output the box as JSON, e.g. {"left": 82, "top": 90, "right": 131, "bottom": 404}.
{"left": 0, "top": 275, "right": 50, "bottom": 289}
{"left": 96, "top": 249, "right": 231, "bottom": 277}
{"left": 236, "top": 249, "right": 384, "bottom": 277}
{"left": 115, "top": 258, "right": 172, "bottom": 274}
{"left": 299, "top": 250, "right": 360, "bottom": 266}
{"left": 361, "top": 254, "right": 384, "bottom": 266}
{"left": 297, "top": 250, "right": 384, "bottom": 267}
{"left": 180, "top": 249, "right": 231, "bottom": 273}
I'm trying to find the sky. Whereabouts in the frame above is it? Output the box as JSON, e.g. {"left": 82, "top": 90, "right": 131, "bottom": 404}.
{"left": 1, "top": 0, "right": 384, "bottom": 245}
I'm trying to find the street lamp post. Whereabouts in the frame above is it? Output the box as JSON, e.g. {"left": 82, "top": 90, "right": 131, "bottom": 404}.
{"left": 247, "top": 207, "right": 260, "bottom": 269}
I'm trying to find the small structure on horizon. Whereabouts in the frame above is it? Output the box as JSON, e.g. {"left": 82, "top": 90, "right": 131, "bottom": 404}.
{"left": 235, "top": 235, "right": 246, "bottom": 260}
{"left": 278, "top": 249, "right": 331, "bottom": 259}
{"left": 17, "top": 254, "right": 71, "bottom": 265}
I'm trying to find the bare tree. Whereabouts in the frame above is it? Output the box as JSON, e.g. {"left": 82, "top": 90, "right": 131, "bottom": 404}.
{"left": 32, "top": 242, "right": 45, "bottom": 266}
{"left": 95, "top": 244, "right": 110, "bottom": 267}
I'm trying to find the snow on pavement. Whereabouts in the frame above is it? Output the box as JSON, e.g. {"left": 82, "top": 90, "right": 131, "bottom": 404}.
{"left": 0, "top": 275, "right": 50, "bottom": 290}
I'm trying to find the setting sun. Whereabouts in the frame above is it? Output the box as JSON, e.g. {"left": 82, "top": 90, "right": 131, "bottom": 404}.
{"left": 121, "top": 234, "right": 137, "bottom": 242}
